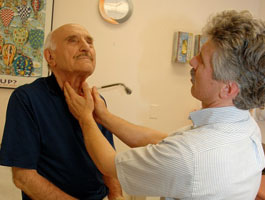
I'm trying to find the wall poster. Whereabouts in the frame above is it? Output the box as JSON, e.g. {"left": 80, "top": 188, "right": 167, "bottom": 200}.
{"left": 0, "top": 0, "right": 54, "bottom": 88}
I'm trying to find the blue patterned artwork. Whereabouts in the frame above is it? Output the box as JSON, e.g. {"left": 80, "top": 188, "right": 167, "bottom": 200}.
{"left": 0, "top": 0, "right": 53, "bottom": 88}
{"left": 13, "top": 55, "right": 33, "bottom": 76}
{"left": 29, "top": 29, "right": 44, "bottom": 49}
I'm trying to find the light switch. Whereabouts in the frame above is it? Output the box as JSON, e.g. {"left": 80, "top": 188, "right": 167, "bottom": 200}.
{"left": 149, "top": 104, "right": 159, "bottom": 119}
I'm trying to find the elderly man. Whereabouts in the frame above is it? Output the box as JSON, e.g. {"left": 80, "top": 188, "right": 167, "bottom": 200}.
{"left": 63, "top": 10, "right": 265, "bottom": 199}
{"left": 0, "top": 24, "right": 123, "bottom": 200}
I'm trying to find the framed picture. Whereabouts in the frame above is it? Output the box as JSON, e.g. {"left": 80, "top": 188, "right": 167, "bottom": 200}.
{"left": 194, "top": 35, "right": 207, "bottom": 56}
{"left": 172, "top": 31, "right": 193, "bottom": 63}
{"left": 0, "top": 0, "right": 54, "bottom": 88}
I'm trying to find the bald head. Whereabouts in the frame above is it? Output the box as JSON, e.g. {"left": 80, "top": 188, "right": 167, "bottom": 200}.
{"left": 43, "top": 23, "right": 96, "bottom": 78}
{"left": 44, "top": 24, "right": 90, "bottom": 51}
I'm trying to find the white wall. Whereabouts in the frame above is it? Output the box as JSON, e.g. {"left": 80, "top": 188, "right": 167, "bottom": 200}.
{"left": 0, "top": 0, "right": 264, "bottom": 199}
{"left": 259, "top": 0, "right": 265, "bottom": 19}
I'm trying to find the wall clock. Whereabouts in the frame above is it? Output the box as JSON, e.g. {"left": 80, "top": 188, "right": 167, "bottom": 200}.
{"left": 99, "top": 0, "right": 133, "bottom": 24}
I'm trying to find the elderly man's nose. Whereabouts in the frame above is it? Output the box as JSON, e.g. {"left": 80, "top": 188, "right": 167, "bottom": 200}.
{"left": 80, "top": 40, "right": 90, "bottom": 51}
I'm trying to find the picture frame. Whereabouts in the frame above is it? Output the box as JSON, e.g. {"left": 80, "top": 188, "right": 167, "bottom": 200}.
{"left": 172, "top": 31, "right": 193, "bottom": 63}
{"left": 194, "top": 35, "right": 207, "bottom": 56}
{"left": 0, "top": 0, "right": 54, "bottom": 88}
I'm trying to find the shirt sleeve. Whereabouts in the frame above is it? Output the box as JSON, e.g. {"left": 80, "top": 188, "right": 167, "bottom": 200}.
{"left": 0, "top": 88, "right": 41, "bottom": 169}
{"left": 115, "top": 133, "right": 194, "bottom": 198}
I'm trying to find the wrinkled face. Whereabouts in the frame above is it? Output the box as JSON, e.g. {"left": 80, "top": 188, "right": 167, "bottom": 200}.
{"left": 189, "top": 40, "right": 223, "bottom": 108}
{"left": 49, "top": 24, "right": 96, "bottom": 77}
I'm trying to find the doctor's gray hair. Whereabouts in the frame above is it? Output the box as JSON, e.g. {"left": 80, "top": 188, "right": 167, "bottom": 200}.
{"left": 203, "top": 10, "right": 265, "bottom": 110}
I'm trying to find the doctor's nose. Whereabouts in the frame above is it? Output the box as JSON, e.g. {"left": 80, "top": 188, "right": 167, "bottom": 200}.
{"left": 189, "top": 56, "right": 198, "bottom": 69}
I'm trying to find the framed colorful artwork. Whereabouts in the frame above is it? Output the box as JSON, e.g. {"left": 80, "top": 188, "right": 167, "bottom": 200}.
{"left": 0, "top": 0, "right": 54, "bottom": 88}
{"left": 172, "top": 31, "right": 193, "bottom": 63}
{"left": 194, "top": 34, "right": 207, "bottom": 56}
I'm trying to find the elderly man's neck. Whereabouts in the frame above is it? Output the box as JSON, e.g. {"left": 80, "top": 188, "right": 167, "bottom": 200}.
{"left": 53, "top": 71, "right": 88, "bottom": 94}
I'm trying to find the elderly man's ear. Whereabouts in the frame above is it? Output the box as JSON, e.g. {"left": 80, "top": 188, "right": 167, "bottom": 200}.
{"left": 44, "top": 49, "right": 56, "bottom": 68}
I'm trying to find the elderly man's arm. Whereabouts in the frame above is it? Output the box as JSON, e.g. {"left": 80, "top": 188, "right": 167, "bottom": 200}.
{"left": 12, "top": 167, "right": 77, "bottom": 200}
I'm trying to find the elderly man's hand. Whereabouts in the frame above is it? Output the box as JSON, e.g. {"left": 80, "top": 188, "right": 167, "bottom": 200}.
{"left": 64, "top": 81, "right": 94, "bottom": 122}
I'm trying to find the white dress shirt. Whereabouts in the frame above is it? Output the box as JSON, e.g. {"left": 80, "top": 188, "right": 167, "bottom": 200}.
{"left": 115, "top": 106, "right": 265, "bottom": 199}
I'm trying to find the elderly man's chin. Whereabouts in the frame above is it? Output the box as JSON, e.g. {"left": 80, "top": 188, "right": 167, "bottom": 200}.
{"left": 77, "top": 59, "right": 95, "bottom": 69}
{"left": 78, "top": 64, "right": 95, "bottom": 76}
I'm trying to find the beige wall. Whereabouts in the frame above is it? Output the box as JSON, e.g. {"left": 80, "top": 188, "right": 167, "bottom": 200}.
{"left": 0, "top": 0, "right": 264, "bottom": 199}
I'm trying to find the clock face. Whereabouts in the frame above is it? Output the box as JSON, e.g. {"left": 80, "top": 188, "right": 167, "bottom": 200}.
{"left": 99, "top": 0, "right": 133, "bottom": 24}
{"left": 104, "top": 0, "right": 129, "bottom": 20}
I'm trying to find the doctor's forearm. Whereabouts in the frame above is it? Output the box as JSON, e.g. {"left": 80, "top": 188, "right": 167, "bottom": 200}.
{"left": 79, "top": 116, "right": 118, "bottom": 178}
{"left": 103, "top": 175, "right": 124, "bottom": 200}
{"left": 99, "top": 111, "right": 168, "bottom": 147}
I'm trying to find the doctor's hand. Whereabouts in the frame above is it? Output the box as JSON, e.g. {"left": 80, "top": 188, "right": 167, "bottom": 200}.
{"left": 91, "top": 86, "right": 111, "bottom": 124}
{"left": 64, "top": 81, "right": 94, "bottom": 122}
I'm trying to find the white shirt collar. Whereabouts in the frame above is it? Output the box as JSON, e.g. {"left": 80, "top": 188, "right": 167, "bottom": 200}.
{"left": 189, "top": 106, "right": 250, "bottom": 128}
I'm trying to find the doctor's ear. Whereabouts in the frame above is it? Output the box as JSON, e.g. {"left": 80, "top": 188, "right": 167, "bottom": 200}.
{"left": 220, "top": 81, "right": 239, "bottom": 99}
{"left": 44, "top": 49, "right": 56, "bottom": 68}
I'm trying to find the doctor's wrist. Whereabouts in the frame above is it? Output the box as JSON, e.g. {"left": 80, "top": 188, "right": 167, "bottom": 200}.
{"left": 111, "top": 197, "right": 125, "bottom": 200}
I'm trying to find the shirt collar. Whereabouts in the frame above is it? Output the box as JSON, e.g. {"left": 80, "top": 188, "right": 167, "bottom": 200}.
{"left": 189, "top": 106, "right": 250, "bottom": 128}
{"left": 45, "top": 73, "right": 64, "bottom": 96}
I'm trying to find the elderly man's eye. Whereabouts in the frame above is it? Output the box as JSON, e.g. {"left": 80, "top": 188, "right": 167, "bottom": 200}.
{"left": 69, "top": 38, "right": 78, "bottom": 43}
{"left": 86, "top": 39, "right": 93, "bottom": 45}
{"left": 67, "top": 36, "right": 79, "bottom": 43}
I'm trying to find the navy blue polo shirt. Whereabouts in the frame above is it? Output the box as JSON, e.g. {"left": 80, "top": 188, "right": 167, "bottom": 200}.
{"left": 0, "top": 74, "right": 114, "bottom": 200}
